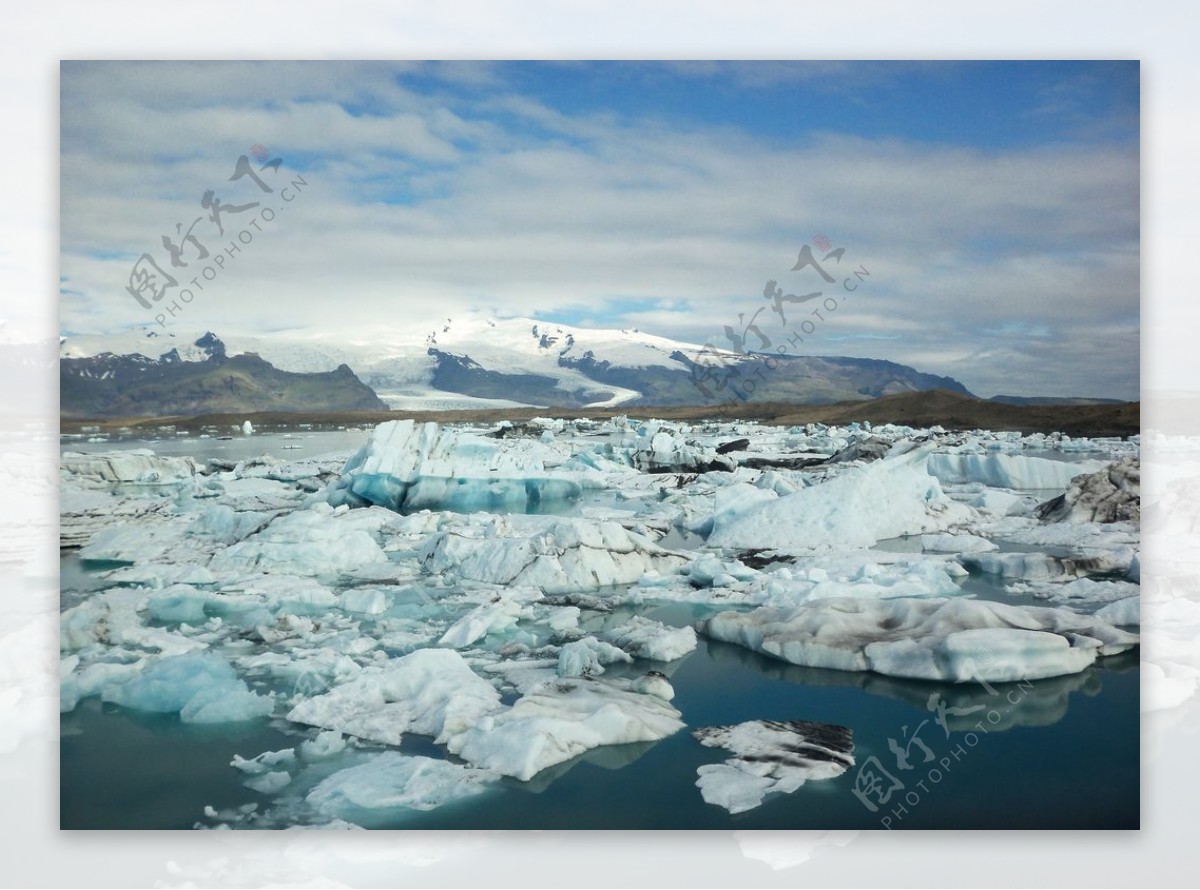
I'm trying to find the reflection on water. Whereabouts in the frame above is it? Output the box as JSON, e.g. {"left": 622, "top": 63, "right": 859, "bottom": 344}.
{"left": 705, "top": 638, "right": 1136, "bottom": 732}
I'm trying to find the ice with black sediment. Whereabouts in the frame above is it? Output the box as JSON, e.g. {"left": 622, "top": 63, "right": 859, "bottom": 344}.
{"left": 694, "top": 719, "right": 855, "bottom": 814}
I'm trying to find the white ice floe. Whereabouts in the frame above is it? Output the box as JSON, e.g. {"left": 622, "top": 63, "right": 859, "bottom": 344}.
{"left": 694, "top": 719, "right": 854, "bottom": 814}
{"left": 699, "top": 596, "right": 1139, "bottom": 682}
{"left": 209, "top": 503, "right": 393, "bottom": 577}
{"left": 306, "top": 752, "right": 497, "bottom": 816}
{"left": 99, "top": 652, "right": 274, "bottom": 723}
{"left": 708, "top": 446, "right": 972, "bottom": 553}
{"left": 61, "top": 449, "right": 199, "bottom": 486}
{"left": 299, "top": 730, "right": 347, "bottom": 761}
{"left": 926, "top": 452, "right": 1105, "bottom": 490}
{"left": 325, "top": 419, "right": 583, "bottom": 514}
{"left": 437, "top": 587, "right": 543, "bottom": 649}
{"left": 61, "top": 587, "right": 208, "bottom": 658}
{"left": 921, "top": 532, "right": 998, "bottom": 554}
{"left": 601, "top": 615, "right": 698, "bottom": 661}
{"left": 556, "top": 636, "right": 632, "bottom": 677}
{"left": 287, "top": 648, "right": 502, "bottom": 747}
{"left": 962, "top": 547, "right": 1134, "bottom": 581}
{"left": 627, "top": 423, "right": 735, "bottom": 474}
{"left": 1096, "top": 596, "right": 1140, "bottom": 626}
{"left": 448, "top": 675, "right": 685, "bottom": 781}
{"left": 420, "top": 517, "right": 688, "bottom": 594}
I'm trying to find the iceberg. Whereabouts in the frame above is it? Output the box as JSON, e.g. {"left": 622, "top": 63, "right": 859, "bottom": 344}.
{"left": 699, "top": 596, "right": 1138, "bottom": 682}
{"left": 100, "top": 652, "right": 274, "bottom": 723}
{"left": 708, "top": 447, "right": 972, "bottom": 553}
{"left": 694, "top": 719, "right": 854, "bottom": 814}
{"left": 926, "top": 452, "right": 1104, "bottom": 490}
{"left": 286, "top": 648, "right": 502, "bottom": 747}
{"left": 448, "top": 675, "right": 685, "bottom": 781}
{"left": 601, "top": 616, "right": 698, "bottom": 661}
{"left": 209, "top": 503, "right": 392, "bottom": 577}
{"left": 61, "top": 449, "right": 199, "bottom": 486}
{"left": 325, "top": 419, "right": 581, "bottom": 514}
{"left": 556, "top": 636, "right": 633, "bottom": 677}
{"left": 306, "top": 752, "right": 497, "bottom": 816}
{"left": 1035, "top": 458, "right": 1140, "bottom": 523}
{"left": 420, "top": 517, "right": 688, "bottom": 594}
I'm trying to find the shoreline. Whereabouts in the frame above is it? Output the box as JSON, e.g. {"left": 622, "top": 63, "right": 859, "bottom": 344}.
{"left": 60, "top": 390, "right": 1140, "bottom": 439}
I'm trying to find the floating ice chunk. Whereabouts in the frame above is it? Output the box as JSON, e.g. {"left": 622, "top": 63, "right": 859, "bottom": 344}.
{"left": 101, "top": 653, "right": 274, "bottom": 723}
{"left": 244, "top": 771, "right": 290, "bottom": 794}
{"left": 449, "top": 676, "right": 685, "bottom": 781}
{"left": 921, "top": 533, "right": 998, "bottom": 554}
{"left": 927, "top": 453, "right": 1104, "bottom": 490}
{"left": 694, "top": 719, "right": 854, "bottom": 814}
{"left": 61, "top": 449, "right": 198, "bottom": 486}
{"left": 307, "top": 752, "right": 497, "bottom": 816}
{"left": 437, "top": 588, "right": 542, "bottom": 649}
{"left": 601, "top": 616, "right": 697, "bottom": 662}
{"left": 556, "top": 636, "right": 632, "bottom": 677}
{"left": 1032, "top": 577, "right": 1141, "bottom": 606}
{"left": 1035, "top": 458, "right": 1140, "bottom": 523}
{"left": 231, "top": 747, "right": 296, "bottom": 776}
{"left": 60, "top": 659, "right": 146, "bottom": 712}
{"left": 686, "top": 553, "right": 759, "bottom": 587}
{"left": 421, "top": 518, "right": 688, "bottom": 594}
{"left": 630, "top": 670, "right": 675, "bottom": 701}
{"left": 326, "top": 419, "right": 581, "bottom": 514}
{"left": 699, "top": 597, "right": 1138, "bottom": 682}
{"left": 1096, "top": 596, "right": 1140, "bottom": 627}
{"left": 210, "top": 503, "right": 391, "bottom": 577}
{"left": 287, "top": 648, "right": 502, "bottom": 747}
{"left": 709, "top": 448, "right": 971, "bottom": 554}
{"left": 629, "top": 426, "right": 735, "bottom": 474}
{"left": 102, "top": 563, "right": 218, "bottom": 589}
{"left": 300, "top": 730, "right": 347, "bottom": 761}
{"left": 804, "top": 556, "right": 966, "bottom": 602}
{"left": 338, "top": 588, "right": 390, "bottom": 615}
{"left": 962, "top": 548, "right": 1133, "bottom": 581}
{"left": 61, "top": 588, "right": 207, "bottom": 657}
{"left": 968, "top": 489, "right": 1028, "bottom": 516}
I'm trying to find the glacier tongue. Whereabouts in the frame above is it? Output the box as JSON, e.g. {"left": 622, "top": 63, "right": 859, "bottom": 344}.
{"left": 325, "top": 419, "right": 583, "bottom": 514}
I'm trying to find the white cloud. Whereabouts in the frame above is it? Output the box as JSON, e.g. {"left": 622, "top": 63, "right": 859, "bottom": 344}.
{"left": 59, "top": 62, "right": 1139, "bottom": 399}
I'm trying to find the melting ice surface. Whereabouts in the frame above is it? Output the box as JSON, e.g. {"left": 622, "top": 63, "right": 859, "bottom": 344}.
{"left": 60, "top": 419, "right": 1140, "bottom": 828}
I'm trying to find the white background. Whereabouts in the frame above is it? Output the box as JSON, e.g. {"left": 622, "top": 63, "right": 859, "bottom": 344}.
{"left": 2, "top": 2, "right": 1197, "bottom": 886}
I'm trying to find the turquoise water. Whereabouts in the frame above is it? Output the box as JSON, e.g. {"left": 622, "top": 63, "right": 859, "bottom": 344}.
{"left": 61, "top": 608, "right": 1139, "bottom": 829}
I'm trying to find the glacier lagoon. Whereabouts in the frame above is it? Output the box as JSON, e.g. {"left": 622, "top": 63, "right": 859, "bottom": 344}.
{"left": 59, "top": 420, "right": 1140, "bottom": 829}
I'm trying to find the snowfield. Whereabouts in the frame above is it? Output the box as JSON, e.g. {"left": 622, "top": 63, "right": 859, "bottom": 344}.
{"left": 59, "top": 415, "right": 1139, "bottom": 826}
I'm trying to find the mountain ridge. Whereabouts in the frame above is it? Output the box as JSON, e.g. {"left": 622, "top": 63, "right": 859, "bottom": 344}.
{"left": 61, "top": 316, "right": 987, "bottom": 414}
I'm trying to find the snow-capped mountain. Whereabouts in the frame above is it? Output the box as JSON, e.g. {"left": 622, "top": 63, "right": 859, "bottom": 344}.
{"left": 60, "top": 315, "right": 975, "bottom": 416}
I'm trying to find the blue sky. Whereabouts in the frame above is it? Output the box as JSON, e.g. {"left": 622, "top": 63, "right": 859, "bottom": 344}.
{"left": 60, "top": 61, "right": 1139, "bottom": 398}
